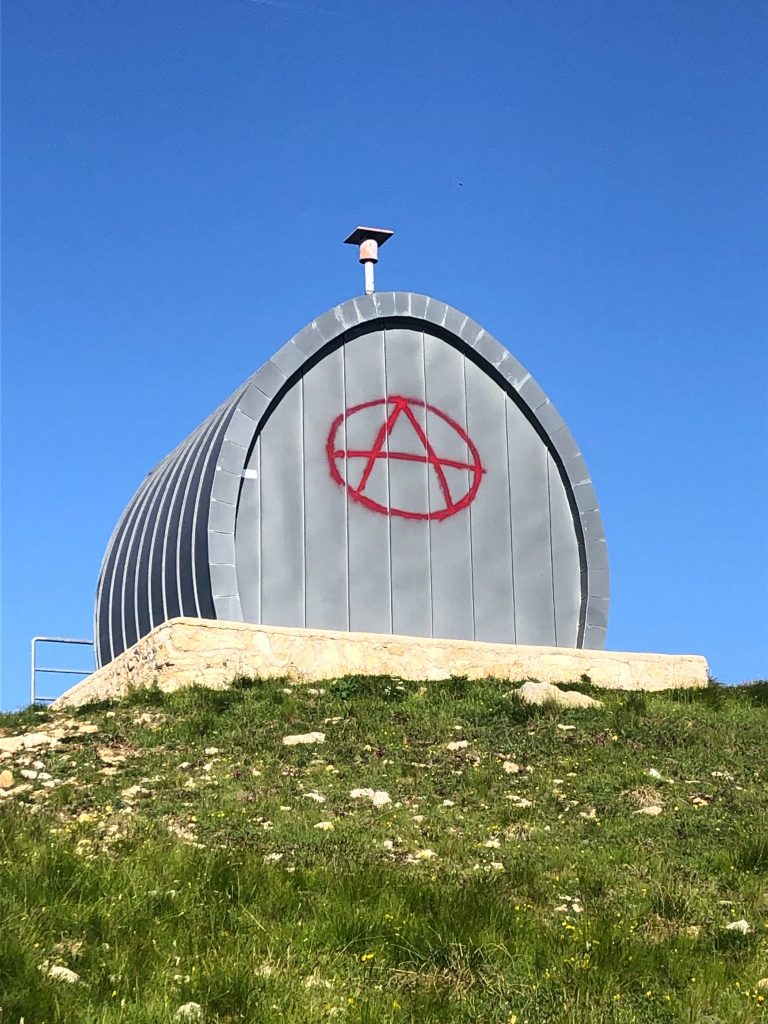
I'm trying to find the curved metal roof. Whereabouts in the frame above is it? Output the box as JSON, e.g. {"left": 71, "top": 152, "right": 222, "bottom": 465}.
{"left": 94, "top": 292, "right": 609, "bottom": 667}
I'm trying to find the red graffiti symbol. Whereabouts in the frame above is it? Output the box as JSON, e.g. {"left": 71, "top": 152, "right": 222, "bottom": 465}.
{"left": 326, "top": 396, "right": 484, "bottom": 520}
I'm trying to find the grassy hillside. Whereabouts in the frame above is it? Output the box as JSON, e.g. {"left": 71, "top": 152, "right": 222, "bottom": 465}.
{"left": 1, "top": 675, "right": 767, "bottom": 1024}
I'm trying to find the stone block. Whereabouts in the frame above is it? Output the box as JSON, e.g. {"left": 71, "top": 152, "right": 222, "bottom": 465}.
{"left": 52, "top": 619, "right": 709, "bottom": 708}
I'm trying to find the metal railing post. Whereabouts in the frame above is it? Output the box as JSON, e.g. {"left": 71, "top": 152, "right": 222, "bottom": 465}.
{"left": 30, "top": 637, "right": 95, "bottom": 705}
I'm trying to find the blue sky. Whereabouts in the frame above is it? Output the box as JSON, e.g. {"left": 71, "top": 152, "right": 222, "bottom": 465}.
{"left": 2, "top": 0, "right": 766, "bottom": 709}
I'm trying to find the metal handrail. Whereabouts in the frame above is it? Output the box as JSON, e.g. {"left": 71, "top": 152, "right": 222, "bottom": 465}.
{"left": 30, "top": 636, "right": 94, "bottom": 704}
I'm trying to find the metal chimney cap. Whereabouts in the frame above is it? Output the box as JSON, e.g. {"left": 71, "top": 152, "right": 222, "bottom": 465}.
{"left": 343, "top": 226, "right": 394, "bottom": 247}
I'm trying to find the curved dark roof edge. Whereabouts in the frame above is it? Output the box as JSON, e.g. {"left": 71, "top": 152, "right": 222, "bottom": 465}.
{"left": 207, "top": 291, "right": 610, "bottom": 648}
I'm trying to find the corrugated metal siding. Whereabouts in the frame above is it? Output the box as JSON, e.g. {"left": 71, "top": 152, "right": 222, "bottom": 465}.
{"left": 93, "top": 391, "right": 244, "bottom": 667}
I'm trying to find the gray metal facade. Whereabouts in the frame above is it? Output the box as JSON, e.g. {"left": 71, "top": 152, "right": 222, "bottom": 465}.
{"left": 94, "top": 292, "right": 609, "bottom": 667}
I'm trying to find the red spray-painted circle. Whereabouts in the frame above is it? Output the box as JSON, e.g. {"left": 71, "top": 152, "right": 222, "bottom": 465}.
{"left": 326, "top": 396, "right": 484, "bottom": 521}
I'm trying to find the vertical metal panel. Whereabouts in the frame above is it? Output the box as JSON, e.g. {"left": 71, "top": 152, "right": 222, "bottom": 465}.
{"left": 123, "top": 452, "right": 182, "bottom": 651}
{"left": 175, "top": 405, "right": 232, "bottom": 618}
{"left": 145, "top": 445, "right": 191, "bottom": 636}
{"left": 134, "top": 461, "right": 177, "bottom": 645}
{"left": 423, "top": 333, "right": 474, "bottom": 640}
{"left": 343, "top": 329, "right": 393, "bottom": 633}
{"left": 506, "top": 402, "right": 557, "bottom": 646}
{"left": 234, "top": 437, "right": 261, "bottom": 623}
{"left": 160, "top": 424, "right": 209, "bottom": 625}
{"left": 114, "top": 449, "right": 183, "bottom": 657}
{"left": 548, "top": 454, "right": 581, "bottom": 646}
{"left": 191, "top": 403, "right": 239, "bottom": 619}
{"left": 257, "top": 380, "right": 305, "bottom": 626}
{"left": 464, "top": 356, "right": 516, "bottom": 643}
{"left": 383, "top": 327, "right": 433, "bottom": 638}
{"left": 302, "top": 346, "right": 350, "bottom": 629}
{"left": 96, "top": 467, "right": 157, "bottom": 664}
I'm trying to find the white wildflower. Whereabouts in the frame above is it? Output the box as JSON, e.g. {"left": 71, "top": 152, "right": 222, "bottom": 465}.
{"left": 44, "top": 964, "right": 80, "bottom": 984}
{"left": 175, "top": 1004, "right": 204, "bottom": 1021}
{"left": 725, "top": 919, "right": 751, "bottom": 934}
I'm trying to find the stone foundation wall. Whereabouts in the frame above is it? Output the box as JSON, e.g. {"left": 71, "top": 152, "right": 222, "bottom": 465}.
{"left": 53, "top": 619, "right": 709, "bottom": 708}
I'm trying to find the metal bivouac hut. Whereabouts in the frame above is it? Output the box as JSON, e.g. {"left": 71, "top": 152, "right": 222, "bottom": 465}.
{"left": 94, "top": 228, "right": 609, "bottom": 668}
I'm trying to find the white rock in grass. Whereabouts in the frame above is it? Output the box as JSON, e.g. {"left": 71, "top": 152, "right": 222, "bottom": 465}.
{"left": 633, "top": 805, "right": 663, "bottom": 816}
{"left": 506, "top": 795, "right": 533, "bottom": 808}
{"left": 349, "top": 788, "right": 391, "bottom": 807}
{"left": 314, "top": 820, "right": 334, "bottom": 830}
{"left": 556, "top": 724, "right": 576, "bottom": 732}
{"left": 511, "top": 681, "right": 602, "bottom": 708}
{"left": 446, "top": 740, "right": 469, "bottom": 751}
{"left": 756, "top": 978, "right": 768, "bottom": 992}
{"left": 502, "top": 761, "right": 520, "bottom": 774}
{"left": 45, "top": 964, "right": 79, "bottom": 984}
{"left": 725, "top": 919, "right": 752, "bottom": 934}
{"left": 175, "top": 1003, "right": 204, "bottom": 1021}
{"left": 282, "top": 732, "right": 325, "bottom": 746}
{"left": 0, "top": 733, "right": 58, "bottom": 754}
{"left": 647, "top": 768, "right": 673, "bottom": 783}
{"left": 0, "top": 770, "right": 13, "bottom": 789}
{"left": 204, "top": 747, "right": 219, "bottom": 755}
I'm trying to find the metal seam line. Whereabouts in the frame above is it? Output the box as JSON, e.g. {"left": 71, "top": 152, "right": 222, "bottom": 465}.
{"left": 420, "top": 329, "right": 435, "bottom": 638}
{"left": 341, "top": 338, "right": 351, "bottom": 630}
{"left": 461, "top": 349, "right": 477, "bottom": 641}
{"left": 132, "top": 448, "right": 185, "bottom": 643}
{"left": 160, "top": 428, "right": 206, "bottom": 622}
{"left": 175, "top": 406, "right": 229, "bottom": 617}
{"left": 546, "top": 454, "right": 558, "bottom": 646}
{"left": 256, "top": 435, "right": 262, "bottom": 623}
{"left": 190, "top": 401, "right": 239, "bottom": 615}
{"left": 303, "top": 376, "right": 309, "bottom": 626}
{"left": 130, "top": 450, "right": 175, "bottom": 646}
{"left": 382, "top": 325, "right": 394, "bottom": 634}
{"left": 504, "top": 401, "right": 518, "bottom": 644}
{"left": 123, "top": 451, "right": 174, "bottom": 651}
{"left": 174, "top": 415, "right": 224, "bottom": 617}
{"left": 144, "top": 443, "right": 190, "bottom": 634}
{"left": 106, "top": 464, "right": 163, "bottom": 663}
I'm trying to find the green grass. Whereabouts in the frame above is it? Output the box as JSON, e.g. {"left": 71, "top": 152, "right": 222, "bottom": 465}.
{"left": 1, "top": 676, "right": 767, "bottom": 1023}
